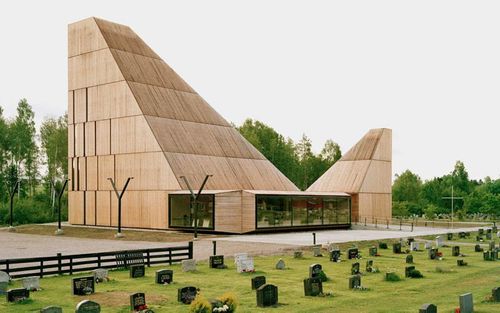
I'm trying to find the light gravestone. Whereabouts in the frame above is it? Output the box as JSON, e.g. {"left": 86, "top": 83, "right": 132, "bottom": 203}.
{"left": 0, "top": 271, "right": 10, "bottom": 295}
{"left": 130, "top": 264, "right": 145, "bottom": 278}
{"left": 177, "top": 286, "right": 198, "bottom": 304}
{"left": 181, "top": 259, "right": 197, "bottom": 272}
{"left": 435, "top": 236, "right": 443, "bottom": 248}
{"left": 256, "top": 284, "right": 278, "bottom": 307}
{"left": 459, "top": 293, "right": 473, "bottom": 313}
{"left": 92, "top": 269, "right": 109, "bottom": 283}
{"left": 72, "top": 276, "right": 95, "bottom": 296}
{"left": 348, "top": 274, "right": 361, "bottom": 289}
{"left": 234, "top": 253, "right": 249, "bottom": 264}
{"left": 155, "top": 269, "right": 173, "bottom": 284}
{"left": 75, "top": 300, "right": 101, "bottom": 313}
{"left": 251, "top": 276, "right": 266, "bottom": 290}
{"left": 303, "top": 277, "right": 323, "bottom": 296}
{"left": 492, "top": 287, "right": 500, "bottom": 302}
{"left": 40, "top": 306, "right": 63, "bottom": 313}
{"left": 6, "top": 288, "right": 29, "bottom": 302}
{"left": 309, "top": 264, "right": 322, "bottom": 279}
{"left": 410, "top": 242, "right": 420, "bottom": 251}
{"left": 419, "top": 303, "right": 437, "bottom": 313}
{"left": 275, "top": 259, "right": 286, "bottom": 270}
{"left": 424, "top": 242, "right": 432, "bottom": 250}
{"left": 236, "top": 255, "right": 254, "bottom": 273}
{"left": 312, "top": 245, "right": 323, "bottom": 257}
{"left": 22, "top": 276, "right": 40, "bottom": 291}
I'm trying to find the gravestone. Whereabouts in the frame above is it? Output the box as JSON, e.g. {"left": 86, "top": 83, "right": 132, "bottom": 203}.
{"left": 209, "top": 255, "right": 225, "bottom": 269}
{"left": 459, "top": 292, "right": 473, "bottom": 313}
{"left": 419, "top": 303, "right": 437, "bottom": 313}
{"left": 256, "top": 284, "right": 278, "bottom": 307}
{"left": 369, "top": 246, "right": 378, "bottom": 256}
{"left": 452, "top": 246, "right": 460, "bottom": 257}
{"left": 366, "top": 260, "right": 373, "bottom": 272}
{"left": 479, "top": 228, "right": 484, "bottom": 235}
{"left": 348, "top": 274, "right": 361, "bottom": 289}
{"left": 72, "top": 276, "right": 95, "bottom": 296}
{"left": 251, "top": 276, "right": 266, "bottom": 290}
{"left": 435, "top": 236, "right": 443, "bottom": 248}
{"left": 309, "top": 264, "right": 322, "bottom": 278}
{"left": 465, "top": 232, "right": 471, "bottom": 238}
{"left": 457, "top": 259, "right": 468, "bottom": 266}
{"left": 275, "top": 259, "right": 286, "bottom": 270}
{"left": 351, "top": 262, "right": 360, "bottom": 275}
{"left": 489, "top": 241, "right": 496, "bottom": 251}
{"left": 234, "top": 253, "right": 249, "bottom": 264}
{"left": 312, "top": 245, "right": 323, "bottom": 257}
{"left": 130, "top": 292, "right": 147, "bottom": 312}
{"left": 492, "top": 249, "right": 499, "bottom": 260}
{"left": 487, "top": 228, "right": 492, "bottom": 234}
{"left": 293, "top": 251, "right": 303, "bottom": 258}
{"left": 483, "top": 251, "right": 493, "bottom": 261}
{"left": 40, "top": 306, "right": 63, "bottom": 313}
{"left": 406, "top": 255, "right": 413, "bottom": 264}
{"left": 155, "top": 269, "right": 173, "bottom": 284}
{"left": 459, "top": 232, "right": 466, "bottom": 239}
{"left": 6, "top": 288, "right": 29, "bottom": 302}
{"left": 130, "top": 264, "right": 145, "bottom": 278}
{"left": 379, "top": 242, "right": 388, "bottom": 249}
{"left": 476, "top": 236, "right": 483, "bottom": 242}
{"left": 424, "top": 242, "right": 431, "bottom": 250}
{"left": 0, "top": 271, "right": 10, "bottom": 295}
{"left": 492, "top": 287, "right": 500, "bottom": 302}
{"left": 236, "top": 256, "right": 254, "bottom": 273}
{"left": 347, "top": 248, "right": 359, "bottom": 259}
{"left": 303, "top": 277, "right": 323, "bottom": 296}
{"left": 486, "top": 232, "right": 492, "bottom": 240}
{"left": 474, "top": 244, "right": 483, "bottom": 252}
{"left": 407, "top": 237, "right": 415, "bottom": 246}
{"left": 410, "top": 242, "right": 420, "bottom": 251}
{"left": 22, "top": 276, "right": 40, "bottom": 291}
{"left": 92, "top": 268, "right": 109, "bottom": 283}
{"left": 447, "top": 233, "right": 453, "bottom": 240}
{"left": 393, "top": 243, "right": 402, "bottom": 254}
{"left": 75, "top": 300, "right": 101, "bottom": 313}
{"left": 330, "top": 249, "right": 341, "bottom": 262}
{"left": 177, "top": 286, "right": 198, "bottom": 304}
{"left": 429, "top": 248, "right": 438, "bottom": 260}
{"left": 181, "top": 259, "right": 196, "bottom": 272}
{"left": 405, "top": 266, "right": 416, "bottom": 278}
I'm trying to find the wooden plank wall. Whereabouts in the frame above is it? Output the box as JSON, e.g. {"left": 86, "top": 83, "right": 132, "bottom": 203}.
{"left": 214, "top": 191, "right": 242, "bottom": 233}
{"left": 241, "top": 191, "right": 256, "bottom": 233}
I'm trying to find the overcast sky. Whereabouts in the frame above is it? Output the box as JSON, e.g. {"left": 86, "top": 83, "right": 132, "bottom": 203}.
{"left": 0, "top": 1, "right": 499, "bottom": 181}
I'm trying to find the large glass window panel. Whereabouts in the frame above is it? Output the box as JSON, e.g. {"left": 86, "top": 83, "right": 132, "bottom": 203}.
{"left": 256, "top": 196, "right": 292, "bottom": 228}
{"left": 169, "top": 194, "right": 214, "bottom": 229}
{"left": 292, "top": 198, "right": 308, "bottom": 226}
{"left": 307, "top": 197, "right": 323, "bottom": 225}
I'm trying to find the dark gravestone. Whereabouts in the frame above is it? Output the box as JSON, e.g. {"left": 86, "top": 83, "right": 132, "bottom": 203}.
{"left": 447, "top": 233, "right": 453, "bottom": 240}
{"left": 366, "top": 260, "right": 373, "bottom": 272}
{"left": 369, "top": 246, "right": 378, "bottom": 256}
{"left": 40, "top": 306, "right": 63, "bottom": 313}
{"left": 476, "top": 236, "right": 483, "bottom": 242}
{"left": 6, "top": 288, "right": 29, "bottom": 302}
{"left": 475, "top": 244, "right": 483, "bottom": 252}
{"left": 0, "top": 271, "right": 10, "bottom": 295}
{"left": 72, "top": 276, "right": 95, "bottom": 296}
{"left": 330, "top": 249, "right": 341, "bottom": 262}
{"left": 428, "top": 248, "right": 438, "bottom": 260}
{"left": 303, "top": 277, "right": 323, "bottom": 296}
{"left": 487, "top": 228, "right": 492, "bottom": 234}
{"left": 351, "top": 262, "right": 360, "bottom": 275}
{"left": 406, "top": 255, "right": 414, "bottom": 264}
{"left": 309, "top": 264, "right": 322, "bottom": 279}
{"left": 347, "top": 248, "right": 359, "bottom": 259}
{"left": 492, "top": 249, "right": 499, "bottom": 260}
{"left": 405, "top": 266, "right": 416, "bottom": 278}
{"left": 483, "top": 251, "right": 493, "bottom": 261}
{"left": 251, "top": 276, "right": 266, "bottom": 290}
{"left": 486, "top": 233, "right": 492, "bottom": 240}
{"left": 155, "top": 269, "right": 173, "bottom": 284}
{"left": 419, "top": 303, "right": 437, "bottom": 313}
{"left": 393, "top": 243, "right": 402, "bottom": 254}
{"left": 256, "top": 284, "right": 278, "bottom": 307}
{"left": 457, "top": 259, "right": 468, "bottom": 266}
{"left": 407, "top": 238, "right": 415, "bottom": 246}
{"left": 379, "top": 242, "right": 388, "bottom": 249}
{"left": 348, "top": 274, "right": 361, "bottom": 289}
{"left": 130, "top": 292, "right": 147, "bottom": 312}
{"left": 459, "top": 292, "right": 473, "bottom": 313}
{"left": 479, "top": 228, "right": 484, "bottom": 235}
{"left": 130, "top": 264, "right": 145, "bottom": 278}
{"left": 489, "top": 241, "right": 496, "bottom": 251}
{"left": 452, "top": 246, "right": 460, "bottom": 257}
{"left": 209, "top": 255, "right": 225, "bottom": 269}
{"left": 492, "top": 287, "right": 500, "bottom": 302}
{"left": 75, "top": 300, "right": 101, "bottom": 313}
{"left": 459, "top": 232, "right": 466, "bottom": 239}
{"left": 177, "top": 286, "right": 198, "bottom": 304}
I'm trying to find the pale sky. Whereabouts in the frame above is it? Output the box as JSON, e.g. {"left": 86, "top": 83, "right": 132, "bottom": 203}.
{"left": 0, "top": 1, "right": 499, "bottom": 181}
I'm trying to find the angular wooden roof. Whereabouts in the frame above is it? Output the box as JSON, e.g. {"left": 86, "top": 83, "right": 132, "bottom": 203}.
{"left": 70, "top": 17, "right": 298, "bottom": 191}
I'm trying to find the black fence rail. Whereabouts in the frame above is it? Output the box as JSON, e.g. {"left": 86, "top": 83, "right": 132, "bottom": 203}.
{"left": 0, "top": 242, "right": 193, "bottom": 279}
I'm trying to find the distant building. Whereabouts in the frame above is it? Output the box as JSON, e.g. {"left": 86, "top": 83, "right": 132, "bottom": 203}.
{"left": 67, "top": 18, "right": 391, "bottom": 233}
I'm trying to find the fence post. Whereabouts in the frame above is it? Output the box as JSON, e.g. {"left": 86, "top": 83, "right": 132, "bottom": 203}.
{"left": 6, "top": 259, "right": 9, "bottom": 275}
{"left": 97, "top": 255, "right": 101, "bottom": 268}
{"left": 312, "top": 233, "right": 316, "bottom": 245}
{"left": 40, "top": 260, "right": 44, "bottom": 278}
{"left": 364, "top": 217, "right": 367, "bottom": 226}
{"left": 212, "top": 241, "right": 217, "bottom": 256}
{"left": 147, "top": 251, "right": 151, "bottom": 267}
{"left": 70, "top": 257, "right": 73, "bottom": 275}
{"left": 399, "top": 219, "right": 402, "bottom": 231}
{"left": 57, "top": 253, "right": 62, "bottom": 275}
{"left": 411, "top": 223, "right": 414, "bottom": 232}
{"left": 386, "top": 219, "right": 389, "bottom": 229}
{"left": 169, "top": 249, "right": 172, "bottom": 265}
{"left": 375, "top": 219, "right": 378, "bottom": 228}
{"left": 188, "top": 241, "right": 193, "bottom": 259}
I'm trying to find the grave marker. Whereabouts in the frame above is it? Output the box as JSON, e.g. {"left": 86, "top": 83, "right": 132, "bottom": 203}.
{"left": 474, "top": 244, "right": 483, "bottom": 252}
{"left": 236, "top": 255, "right": 254, "bottom": 273}
{"left": 330, "top": 249, "right": 341, "bottom": 262}
{"left": 369, "top": 246, "right": 378, "bottom": 256}
{"left": 256, "top": 284, "right": 278, "bottom": 307}
{"left": 447, "top": 233, "right": 453, "bottom": 240}
{"left": 489, "top": 241, "right": 496, "bottom": 251}
{"left": 419, "top": 303, "right": 437, "bottom": 313}
{"left": 155, "top": 269, "right": 173, "bottom": 284}
{"left": 130, "top": 264, "right": 145, "bottom": 278}
{"left": 0, "top": 271, "right": 10, "bottom": 295}
{"left": 393, "top": 243, "right": 402, "bottom": 254}
{"left": 459, "top": 292, "right": 473, "bottom": 313}
{"left": 492, "top": 287, "right": 500, "bottom": 302}
{"left": 406, "top": 255, "right": 413, "bottom": 264}
{"left": 275, "top": 259, "right": 286, "bottom": 270}
{"left": 181, "top": 259, "right": 197, "bottom": 272}
{"left": 366, "top": 260, "right": 373, "bottom": 272}
{"left": 177, "top": 286, "right": 198, "bottom": 304}
{"left": 130, "top": 292, "right": 147, "bottom": 312}
{"left": 452, "top": 246, "right": 460, "bottom": 257}
{"left": 22, "top": 276, "right": 40, "bottom": 291}
{"left": 486, "top": 232, "right": 492, "bottom": 240}
{"left": 435, "top": 236, "right": 443, "bottom": 248}
{"left": 303, "top": 277, "right": 323, "bottom": 296}
{"left": 6, "top": 288, "right": 29, "bottom": 302}
{"left": 347, "top": 248, "right": 359, "bottom": 259}
{"left": 293, "top": 251, "right": 303, "bottom": 258}
{"left": 40, "top": 306, "right": 63, "bottom": 313}
{"left": 459, "top": 232, "right": 466, "bottom": 239}
{"left": 92, "top": 269, "right": 109, "bottom": 283}
{"left": 405, "top": 266, "right": 416, "bottom": 278}
{"left": 75, "top": 300, "right": 101, "bottom": 313}
{"left": 251, "top": 276, "right": 266, "bottom": 290}
{"left": 429, "top": 248, "right": 438, "bottom": 260}
{"left": 72, "top": 276, "right": 95, "bottom": 296}
{"left": 348, "top": 274, "right": 361, "bottom": 289}
{"left": 410, "top": 242, "right": 420, "bottom": 251}
{"left": 379, "top": 242, "right": 388, "bottom": 249}
{"left": 312, "top": 245, "right": 323, "bottom": 257}
{"left": 209, "top": 255, "right": 225, "bottom": 269}
{"left": 457, "top": 259, "right": 468, "bottom": 266}
{"left": 424, "top": 242, "right": 431, "bottom": 250}
{"left": 479, "top": 228, "right": 484, "bottom": 235}
{"left": 351, "top": 262, "right": 360, "bottom": 275}
{"left": 309, "top": 264, "right": 322, "bottom": 278}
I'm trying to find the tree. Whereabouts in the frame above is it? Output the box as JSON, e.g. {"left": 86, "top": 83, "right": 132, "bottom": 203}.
{"left": 392, "top": 170, "right": 424, "bottom": 215}
{"left": 40, "top": 114, "right": 68, "bottom": 180}
{"left": 320, "top": 139, "right": 341, "bottom": 164}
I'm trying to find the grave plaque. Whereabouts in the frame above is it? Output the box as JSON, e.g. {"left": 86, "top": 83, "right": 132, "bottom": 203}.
{"left": 236, "top": 256, "right": 254, "bottom": 273}
{"left": 459, "top": 292, "right": 474, "bottom": 313}
{"left": 428, "top": 248, "right": 438, "bottom": 260}
{"left": 492, "top": 287, "right": 500, "bottom": 302}
{"left": 177, "top": 286, "right": 198, "bottom": 304}
{"left": 393, "top": 243, "right": 402, "bottom": 254}
{"left": 312, "top": 245, "right": 323, "bottom": 257}
{"left": 419, "top": 303, "right": 437, "bottom": 313}
{"left": 209, "top": 255, "right": 225, "bottom": 269}
{"left": 369, "top": 246, "right": 377, "bottom": 256}
{"left": 275, "top": 259, "right": 286, "bottom": 270}
{"left": 92, "top": 268, "right": 109, "bottom": 283}
{"left": 447, "top": 233, "right": 453, "bottom": 240}
{"left": 366, "top": 260, "right": 373, "bottom": 272}
{"left": 72, "top": 276, "right": 95, "bottom": 296}
{"left": 155, "top": 269, "right": 173, "bottom": 284}
{"left": 489, "top": 241, "right": 496, "bottom": 251}
{"left": 309, "top": 264, "right": 322, "bottom": 278}
{"left": 457, "top": 259, "right": 468, "bottom": 266}
{"left": 182, "top": 259, "right": 196, "bottom": 272}
{"left": 330, "top": 249, "right": 341, "bottom": 262}
{"left": 405, "top": 266, "right": 415, "bottom": 278}
{"left": 40, "top": 306, "right": 63, "bottom": 313}
{"left": 347, "top": 248, "right": 359, "bottom": 259}
{"left": 0, "top": 271, "right": 10, "bottom": 295}
{"left": 351, "top": 262, "right": 360, "bottom": 275}
{"left": 130, "top": 264, "right": 145, "bottom": 278}
{"left": 486, "top": 232, "right": 492, "bottom": 240}
{"left": 234, "top": 253, "right": 249, "bottom": 264}
{"left": 251, "top": 276, "right": 266, "bottom": 290}
{"left": 492, "top": 249, "right": 499, "bottom": 260}
{"left": 410, "top": 242, "right": 420, "bottom": 251}
{"left": 75, "top": 300, "right": 101, "bottom": 313}
{"left": 6, "top": 288, "right": 29, "bottom": 302}
{"left": 379, "top": 242, "right": 388, "bottom": 249}
{"left": 256, "top": 284, "right": 278, "bottom": 307}
{"left": 435, "top": 236, "right": 443, "bottom": 248}
{"left": 303, "top": 277, "right": 323, "bottom": 296}
{"left": 452, "top": 246, "right": 460, "bottom": 257}
{"left": 474, "top": 244, "right": 483, "bottom": 252}
{"left": 348, "top": 274, "right": 361, "bottom": 289}
{"left": 293, "top": 251, "right": 303, "bottom": 258}
{"left": 424, "top": 242, "right": 431, "bottom": 250}
{"left": 479, "top": 228, "right": 484, "bottom": 235}
{"left": 459, "top": 232, "right": 466, "bottom": 239}
{"left": 22, "top": 276, "right": 40, "bottom": 291}
{"left": 130, "top": 292, "right": 147, "bottom": 312}
{"left": 476, "top": 236, "right": 483, "bottom": 242}
{"left": 406, "top": 255, "right": 413, "bottom": 264}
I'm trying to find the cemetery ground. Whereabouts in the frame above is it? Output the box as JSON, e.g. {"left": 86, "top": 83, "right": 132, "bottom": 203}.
{"left": 2, "top": 232, "right": 500, "bottom": 312}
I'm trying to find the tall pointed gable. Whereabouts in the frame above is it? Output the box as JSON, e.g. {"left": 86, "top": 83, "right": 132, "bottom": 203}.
{"left": 88, "top": 17, "right": 298, "bottom": 191}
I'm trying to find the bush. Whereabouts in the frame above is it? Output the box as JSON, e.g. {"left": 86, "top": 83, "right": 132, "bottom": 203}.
{"left": 189, "top": 294, "right": 212, "bottom": 313}
{"left": 318, "top": 270, "right": 329, "bottom": 282}
{"left": 408, "top": 269, "right": 424, "bottom": 278}
{"left": 216, "top": 292, "right": 239, "bottom": 313}
{"left": 385, "top": 272, "right": 401, "bottom": 282}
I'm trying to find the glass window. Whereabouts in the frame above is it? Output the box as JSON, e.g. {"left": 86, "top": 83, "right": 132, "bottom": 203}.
{"left": 169, "top": 194, "right": 214, "bottom": 229}
{"left": 257, "top": 196, "right": 292, "bottom": 228}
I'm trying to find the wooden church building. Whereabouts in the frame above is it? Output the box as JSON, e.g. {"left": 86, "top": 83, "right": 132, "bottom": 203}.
{"left": 67, "top": 17, "right": 392, "bottom": 233}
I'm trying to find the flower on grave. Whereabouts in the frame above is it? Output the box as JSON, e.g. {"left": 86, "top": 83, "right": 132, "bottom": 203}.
{"left": 138, "top": 304, "right": 148, "bottom": 311}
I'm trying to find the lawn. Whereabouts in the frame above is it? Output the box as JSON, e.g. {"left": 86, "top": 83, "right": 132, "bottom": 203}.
{"left": 1, "top": 236, "right": 500, "bottom": 313}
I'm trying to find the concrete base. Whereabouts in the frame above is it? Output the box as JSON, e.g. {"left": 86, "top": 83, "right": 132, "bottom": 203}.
{"left": 54, "top": 228, "right": 64, "bottom": 235}
{"left": 7, "top": 226, "right": 16, "bottom": 232}
{"left": 115, "top": 232, "right": 124, "bottom": 239}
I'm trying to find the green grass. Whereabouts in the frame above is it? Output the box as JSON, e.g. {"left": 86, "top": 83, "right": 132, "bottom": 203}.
{"left": 1, "top": 242, "right": 500, "bottom": 312}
